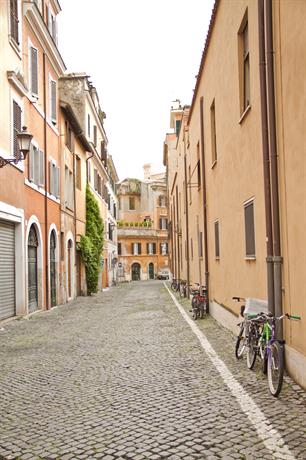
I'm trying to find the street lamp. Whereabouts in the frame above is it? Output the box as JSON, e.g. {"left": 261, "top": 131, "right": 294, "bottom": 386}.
{"left": 0, "top": 126, "right": 33, "bottom": 168}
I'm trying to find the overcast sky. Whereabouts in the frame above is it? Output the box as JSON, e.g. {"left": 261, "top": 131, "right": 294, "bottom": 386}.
{"left": 58, "top": 0, "right": 215, "bottom": 181}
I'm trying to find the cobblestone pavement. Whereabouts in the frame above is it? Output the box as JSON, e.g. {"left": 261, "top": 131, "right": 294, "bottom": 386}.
{"left": 0, "top": 281, "right": 305, "bottom": 460}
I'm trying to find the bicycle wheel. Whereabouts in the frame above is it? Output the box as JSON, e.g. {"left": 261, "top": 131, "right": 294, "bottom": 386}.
{"left": 267, "top": 341, "right": 284, "bottom": 397}
{"left": 235, "top": 323, "right": 246, "bottom": 359}
{"left": 199, "top": 301, "right": 206, "bottom": 319}
{"left": 192, "top": 297, "right": 199, "bottom": 320}
{"left": 246, "top": 326, "right": 257, "bottom": 369}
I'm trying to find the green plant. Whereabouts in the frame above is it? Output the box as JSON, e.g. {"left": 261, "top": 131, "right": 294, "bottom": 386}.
{"left": 79, "top": 186, "right": 104, "bottom": 295}
{"left": 117, "top": 220, "right": 124, "bottom": 227}
{"left": 135, "top": 222, "right": 139, "bottom": 227}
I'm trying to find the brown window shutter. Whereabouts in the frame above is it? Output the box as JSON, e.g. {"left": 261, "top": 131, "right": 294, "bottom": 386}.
{"left": 13, "top": 101, "right": 21, "bottom": 159}
{"left": 244, "top": 202, "right": 255, "bottom": 256}
{"left": 31, "top": 47, "right": 38, "bottom": 95}
{"left": 93, "top": 125, "right": 97, "bottom": 147}
{"left": 147, "top": 243, "right": 149, "bottom": 254}
{"left": 138, "top": 243, "right": 141, "bottom": 255}
{"left": 214, "top": 221, "right": 220, "bottom": 258}
{"left": 153, "top": 243, "right": 156, "bottom": 254}
{"left": 28, "top": 146, "right": 35, "bottom": 182}
{"left": 38, "top": 150, "right": 44, "bottom": 186}
{"left": 10, "top": 0, "right": 19, "bottom": 44}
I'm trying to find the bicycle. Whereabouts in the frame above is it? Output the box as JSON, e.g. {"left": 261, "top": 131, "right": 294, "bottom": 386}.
{"left": 190, "top": 283, "right": 207, "bottom": 320}
{"left": 179, "top": 280, "right": 188, "bottom": 298}
{"left": 170, "top": 278, "right": 180, "bottom": 292}
{"left": 255, "top": 312, "right": 301, "bottom": 397}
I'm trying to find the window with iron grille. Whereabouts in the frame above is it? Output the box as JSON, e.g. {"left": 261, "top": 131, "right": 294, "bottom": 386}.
{"left": 10, "top": 0, "right": 19, "bottom": 45}
{"left": 30, "top": 46, "right": 38, "bottom": 96}
{"left": 214, "top": 221, "right": 220, "bottom": 259}
{"left": 13, "top": 100, "right": 21, "bottom": 160}
{"left": 244, "top": 200, "right": 256, "bottom": 257}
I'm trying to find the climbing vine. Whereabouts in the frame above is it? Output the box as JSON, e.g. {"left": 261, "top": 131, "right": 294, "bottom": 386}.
{"left": 79, "top": 185, "right": 104, "bottom": 295}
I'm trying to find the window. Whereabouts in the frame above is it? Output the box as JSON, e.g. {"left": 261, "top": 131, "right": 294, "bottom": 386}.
{"left": 13, "top": 100, "right": 21, "bottom": 160}
{"left": 94, "top": 168, "right": 98, "bottom": 191}
{"left": 175, "top": 119, "right": 181, "bottom": 136}
{"left": 101, "top": 140, "right": 106, "bottom": 162}
{"left": 113, "top": 204, "right": 117, "bottom": 219}
{"left": 160, "top": 243, "right": 168, "bottom": 255}
{"left": 97, "top": 174, "right": 102, "bottom": 196}
{"left": 198, "top": 231, "right": 203, "bottom": 258}
{"left": 76, "top": 156, "right": 81, "bottom": 190}
{"left": 210, "top": 99, "right": 217, "bottom": 165}
{"left": 118, "top": 243, "right": 122, "bottom": 255}
{"left": 65, "top": 121, "right": 73, "bottom": 151}
{"left": 239, "top": 12, "right": 250, "bottom": 115}
{"left": 108, "top": 223, "right": 113, "bottom": 241}
{"left": 47, "top": 5, "right": 57, "bottom": 43}
{"left": 159, "top": 218, "right": 168, "bottom": 230}
{"left": 129, "top": 196, "right": 135, "bottom": 210}
{"left": 244, "top": 200, "right": 256, "bottom": 257}
{"left": 87, "top": 161, "right": 92, "bottom": 183}
{"left": 50, "top": 79, "right": 57, "bottom": 123}
{"left": 29, "top": 46, "right": 38, "bottom": 96}
{"left": 158, "top": 195, "right": 166, "bottom": 207}
{"left": 49, "top": 161, "right": 60, "bottom": 198}
{"left": 87, "top": 114, "right": 91, "bottom": 137}
{"left": 10, "top": 0, "right": 19, "bottom": 45}
{"left": 214, "top": 221, "right": 220, "bottom": 259}
{"left": 65, "top": 166, "right": 74, "bottom": 209}
{"left": 147, "top": 243, "right": 156, "bottom": 255}
{"left": 93, "top": 125, "right": 97, "bottom": 147}
{"left": 29, "top": 145, "right": 44, "bottom": 186}
{"left": 132, "top": 243, "right": 141, "bottom": 255}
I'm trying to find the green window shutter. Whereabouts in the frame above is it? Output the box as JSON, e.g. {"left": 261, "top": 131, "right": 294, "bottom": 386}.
{"left": 30, "top": 47, "right": 38, "bottom": 95}
{"left": 38, "top": 150, "right": 44, "bottom": 186}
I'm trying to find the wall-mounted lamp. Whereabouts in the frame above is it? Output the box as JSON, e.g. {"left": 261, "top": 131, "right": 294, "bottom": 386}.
{"left": 0, "top": 126, "right": 33, "bottom": 168}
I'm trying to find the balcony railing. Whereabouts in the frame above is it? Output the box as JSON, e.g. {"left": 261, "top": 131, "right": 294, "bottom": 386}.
{"left": 117, "top": 220, "right": 152, "bottom": 228}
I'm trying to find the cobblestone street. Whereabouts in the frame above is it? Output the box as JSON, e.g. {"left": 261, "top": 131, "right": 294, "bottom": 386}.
{"left": 0, "top": 281, "right": 305, "bottom": 460}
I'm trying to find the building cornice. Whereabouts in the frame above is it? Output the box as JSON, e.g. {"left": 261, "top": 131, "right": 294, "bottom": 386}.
{"left": 23, "top": 1, "right": 66, "bottom": 76}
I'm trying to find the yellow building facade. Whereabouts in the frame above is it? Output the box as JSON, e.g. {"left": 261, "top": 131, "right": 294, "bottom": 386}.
{"left": 165, "top": 0, "right": 306, "bottom": 388}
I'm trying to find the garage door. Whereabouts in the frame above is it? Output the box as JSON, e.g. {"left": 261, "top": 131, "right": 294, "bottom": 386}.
{"left": 0, "top": 220, "right": 15, "bottom": 320}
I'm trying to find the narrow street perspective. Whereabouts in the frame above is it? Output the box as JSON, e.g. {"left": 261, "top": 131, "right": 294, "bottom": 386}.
{"left": 0, "top": 281, "right": 305, "bottom": 460}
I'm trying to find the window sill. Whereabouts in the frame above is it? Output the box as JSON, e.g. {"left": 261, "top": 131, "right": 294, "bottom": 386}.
{"left": 239, "top": 105, "right": 251, "bottom": 124}
{"left": 9, "top": 37, "right": 22, "bottom": 59}
{"left": 245, "top": 256, "right": 256, "bottom": 261}
{"left": 211, "top": 160, "right": 217, "bottom": 169}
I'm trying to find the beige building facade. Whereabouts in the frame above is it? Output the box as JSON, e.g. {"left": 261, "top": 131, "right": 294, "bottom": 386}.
{"left": 117, "top": 169, "right": 169, "bottom": 282}
{"left": 165, "top": 0, "right": 306, "bottom": 389}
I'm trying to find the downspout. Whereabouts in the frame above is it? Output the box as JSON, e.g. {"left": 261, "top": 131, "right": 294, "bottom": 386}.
{"left": 200, "top": 97, "right": 209, "bottom": 311}
{"left": 266, "top": 0, "right": 283, "bottom": 337}
{"left": 258, "top": 0, "right": 275, "bottom": 316}
{"left": 72, "top": 140, "right": 77, "bottom": 298}
{"left": 183, "top": 128, "right": 190, "bottom": 297}
{"left": 175, "top": 185, "right": 180, "bottom": 280}
{"left": 43, "top": 52, "right": 49, "bottom": 310}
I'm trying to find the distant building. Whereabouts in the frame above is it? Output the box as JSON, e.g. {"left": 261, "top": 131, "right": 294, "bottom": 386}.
{"left": 117, "top": 166, "right": 169, "bottom": 281}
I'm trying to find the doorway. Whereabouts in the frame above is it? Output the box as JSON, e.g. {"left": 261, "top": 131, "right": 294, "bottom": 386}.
{"left": 50, "top": 230, "right": 57, "bottom": 307}
{"left": 28, "top": 225, "right": 38, "bottom": 313}
{"left": 148, "top": 262, "right": 154, "bottom": 279}
{"left": 131, "top": 262, "right": 141, "bottom": 281}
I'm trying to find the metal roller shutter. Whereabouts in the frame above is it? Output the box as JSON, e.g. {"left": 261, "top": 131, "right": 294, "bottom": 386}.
{"left": 0, "top": 220, "right": 15, "bottom": 320}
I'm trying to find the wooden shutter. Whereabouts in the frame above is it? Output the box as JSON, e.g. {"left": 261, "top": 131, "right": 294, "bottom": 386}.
{"left": 94, "top": 169, "right": 98, "bottom": 191}
{"left": 55, "top": 167, "right": 60, "bottom": 198}
{"left": 50, "top": 80, "right": 56, "bottom": 121}
{"left": 13, "top": 101, "right": 21, "bottom": 159}
{"left": 214, "top": 221, "right": 220, "bottom": 258}
{"left": 49, "top": 161, "right": 54, "bottom": 194}
{"left": 29, "top": 146, "right": 35, "bottom": 182}
{"left": 131, "top": 243, "right": 134, "bottom": 255}
{"left": 159, "top": 218, "right": 162, "bottom": 230}
{"left": 93, "top": 126, "right": 97, "bottom": 147}
{"left": 38, "top": 150, "right": 44, "bottom": 186}
{"left": 30, "top": 47, "right": 38, "bottom": 95}
{"left": 138, "top": 243, "right": 141, "bottom": 255}
{"left": 10, "top": 0, "right": 19, "bottom": 44}
{"left": 147, "top": 243, "right": 149, "bottom": 254}
{"left": 244, "top": 202, "right": 255, "bottom": 256}
{"left": 153, "top": 243, "right": 156, "bottom": 254}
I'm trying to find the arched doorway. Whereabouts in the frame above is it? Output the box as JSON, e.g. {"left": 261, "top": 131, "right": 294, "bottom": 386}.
{"left": 28, "top": 225, "right": 38, "bottom": 313}
{"left": 131, "top": 262, "right": 141, "bottom": 281}
{"left": 50, "top": 230, "right": 57, "bottom": 307}
{"left": 148, "top": 263, "right": 154, "bottom": 279}
{"left": 67, "top": 239, "right": 73, "bottom": 298}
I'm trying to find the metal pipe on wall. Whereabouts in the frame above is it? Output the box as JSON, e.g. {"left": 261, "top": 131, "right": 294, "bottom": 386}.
{"left": 183, "top": 128, "right": 190, "bottom": 297}
{"left": 43, "top": 52, "right": 49, "bottom": 310}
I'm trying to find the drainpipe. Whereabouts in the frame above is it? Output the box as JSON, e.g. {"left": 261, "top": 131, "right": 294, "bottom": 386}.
{"left": 199, "top": 97, "right": 209, "bottom": 312}
{"left": 175, "top": 185, "right": 180, "bottom": 280}
{"left": 258, "top": 0, "right": 275, "bottom": 316}
{"left": 72, "top": 142, "right": 77, "bottom": 298}
{"left": 183, "top": 128, "right": 190, "bottom": 297}
{"left": 43, "top": 52, "right": 49, "bottom": 310}
{"left": 266, "top": 0, "right": 283, "bottom": 338}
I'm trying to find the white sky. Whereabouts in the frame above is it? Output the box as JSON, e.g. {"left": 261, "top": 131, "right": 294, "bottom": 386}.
{"left": 58, "top": 0, "right": 215, "bottom": 181}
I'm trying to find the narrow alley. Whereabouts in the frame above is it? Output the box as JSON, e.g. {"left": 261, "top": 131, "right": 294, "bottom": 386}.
{"left": 0, "top": 281, "right": 305, "bottom": 460}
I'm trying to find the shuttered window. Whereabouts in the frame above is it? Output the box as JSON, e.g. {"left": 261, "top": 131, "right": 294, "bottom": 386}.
{"left": 13, "top": 100, "right": 21, "bottom": 159}
{"left": 118, "top": 243, "right": 122, "bottom": 255}
{"left": 244, "top": 201, "right": 255, "bottom": 257}
{"left": 50, "top": 79, "right": 57, "bottom": 122}
{"left": 160, "top": 243, "right": 168, "bottom": 255}
{"left": 29, "top": 146, "right": 44, "bottom": 186}
{"left": 159, "top": 218, "right": 168, "bottom": 230}
{"left": 93, "top": 125, "right": 97, "bottom": 147}
{"left": 214, "top": 221, "right": 220, "bottom": 259}
{"left": 76, "top": 156, "right": 81, "bottom": 190}
{"left": 49, "top": 161, "right": 60, "bottom": 198}
{"left": 10, "top": 0, "right": 19, "bottom": 45}
{"left": 65, "top": 166, "right": 73, "bottom": 209}
{"left": 94, "top": 169, "right": 98, "bottom": 191}
{"left": 147, "top": 243, "right": 156, "bottom": 255}
{"left": 132, "top": 243, "right": 141, "bottom": 255}
{"left": 30, "top": 46, "right": 38, "bottom": 95}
